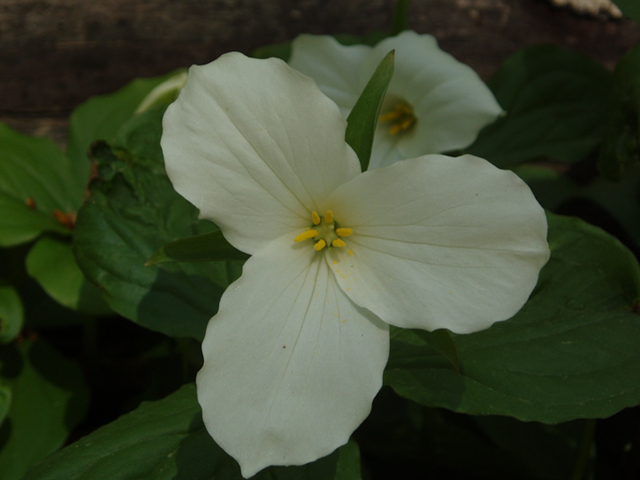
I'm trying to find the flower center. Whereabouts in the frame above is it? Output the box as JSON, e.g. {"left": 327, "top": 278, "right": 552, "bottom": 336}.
{"left": 379, "top": 101, "right": 416, "bottom": 136}
{"left": 294, "top": 210, "right": 353, "bottom": 252}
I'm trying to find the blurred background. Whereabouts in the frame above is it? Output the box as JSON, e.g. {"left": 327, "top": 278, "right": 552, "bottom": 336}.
{"left": 1, "top": 0, "right": 639, "bottom": 150}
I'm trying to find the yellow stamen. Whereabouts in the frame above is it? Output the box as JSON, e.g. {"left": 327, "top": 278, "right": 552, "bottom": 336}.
{"left": 314, "top": 239, "right": 327, "bottom": 251}
{"left": 324, "top": 210, "right": 334, "bottom": 223}
{"left": 380, "top": 101, "right": 416, "bottom": 136}
{"left": 312, "top": 211, "right": 321, "bottom": 225}
{"left": 332, "top": 238, "right": 347, "bottom": 248}
{"left": 389, "top": 124, "right": 402, "bottom": 136}
{"left": 348, "top": 249, "right": 353, "bottom": 256}
{"left": 336, "top": 228, "right": 353, "bottom": 237}
{"left": 379, "top": 110, "right": 402, "bottom": 122}
{"left": 294, "top": 229, "right": 319, "bottom": 242}
{"left": 399, "top": 117, "right": 414, "bottom": 130}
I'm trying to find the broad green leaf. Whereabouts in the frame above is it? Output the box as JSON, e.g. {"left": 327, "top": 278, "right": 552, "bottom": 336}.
{"left": 385, "top": 213, "right": 640, "bottom": 423}
{"left": 598, "top": 43, "right": 640, "bottom": 180}
{"left": 346, "top": 51, "right": 395, "bottom": 171}
{"left": 467, "top": 45, "right": 612, "bottom": 167}
{"left": 23, "top": 384, "right": 362, "bottom": 480}
{"left": 73, "top": 107, "right": 243, "bottom": 340}
{"left": 611, "top": 0, "right": 640, "bottom": 21}
{"left": 517, "top": 162, "right": 640, "bottom": 255}
{"left": 25, "top": 236, "right": 112, "bottom": 316}
{"left": 0, "top": 339, "right": 89, "bottom": 480}
{"left": 0, "top": 123, "right": 78, "bottom": 246}
{"left": 146, "top": 231, "right": 250, "bottom": 266}
{"left": 0, "top": 283, "right": 23, "bottom": 344}
{"left": 67, "top": 70, "right": 183, "bottom": 188}
{"left": 410, "top": 328, "right": 460, "bottom": 375}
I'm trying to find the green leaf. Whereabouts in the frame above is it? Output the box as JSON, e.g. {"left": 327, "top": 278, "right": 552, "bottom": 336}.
{"left": 23, "top": 384, "right": 362, "bottom": 480}
{"left": 385, "top": 213, "right": 640, "bottom": 423}
{"left": 0, "top": 339, "right": 89, "bottom": 480}
{"left": 135, "top": 70, "right": 188, "bottom": 114}
{"left": 610, "top": 0, "right": 640, "bottom": 21}
{"left": 73, "top": 107, "right": 243, "bottom": 340}
{"left": 467, "top": 44, "right": 612, "bottom": 167}
{"left": 252, "top": 41, "right": 292, "bottom": 62}
{"left": 25, "top": 236, "right": 112, "bottom": 316}
{"left": 0, "top": 283, "right": 23, "bottom": 344}
{"left": 67, "top": 70, "right": 183, "bottom": 188}
{"left": 346, "top": 51, "right": 395, "bottom": 171}
{"left": 0, "top": 123, "right": 79, "bottom": 246}
{"left": 598, "top": 43, "right": 640, "bottom": 180}
{"left": 409, "top": 328, "right": 460, "bottom": 375}
{"left": 146, "top": 231, "right": 250, "bottom": 266}
{"left": 390, "top": 0, "right": 410, "bottom": 36}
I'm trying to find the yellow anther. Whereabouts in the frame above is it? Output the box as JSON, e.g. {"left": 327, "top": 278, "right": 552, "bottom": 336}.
{"left": 400, "top": 117, "right": 414, "bottom": 130}
{"left": 380, "top": 101, "right": 416, "bottom": 136}
{"left": 348, "top": 249, "right": 353, "bottom": 256}
{"left": 379, "top": 110, "right": 402, "bottom": 122}
{"left": 312, "top": 211, "right": 321, "bottom": 225}
{"left": 324, "top": 210, "right": 334, "bottom": 224}
{"left": 336, "top": 228, "right": 353, "bottom": 237}
{"left": 314, "top": 239, "right": 327, "bottom": 251}
{"left": 332, "top": 238, "right": 347, "bottom": 248}
{"left": 294, "top": 229, "right": 319, "bottom": 242}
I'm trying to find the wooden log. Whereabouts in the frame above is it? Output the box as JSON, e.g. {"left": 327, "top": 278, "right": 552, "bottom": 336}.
{"left": 1, "top": 0, "right": 638, "bottom": 148}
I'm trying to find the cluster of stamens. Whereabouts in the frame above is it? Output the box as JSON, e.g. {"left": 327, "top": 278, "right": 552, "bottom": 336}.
{"left": 379, "top": 102, "right": 416, "bottom": 135}
{"left": 294, "top": 210, "right": 353, "bottom": 252}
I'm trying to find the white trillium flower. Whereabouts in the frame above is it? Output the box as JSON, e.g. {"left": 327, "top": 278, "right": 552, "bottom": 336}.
{"left": 161, "top": 52, "right": 549, "bottom": 478}
{"left": 289, "top": 31, "right": 504, "bottom": 170}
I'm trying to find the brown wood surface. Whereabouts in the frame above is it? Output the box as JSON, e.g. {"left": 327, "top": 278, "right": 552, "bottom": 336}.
{"left": 1, "top": 0, "right": 639, "bottom": 149}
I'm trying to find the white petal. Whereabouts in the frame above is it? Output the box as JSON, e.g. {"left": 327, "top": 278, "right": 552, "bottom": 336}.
{"left": 289, "top": 35, "right": 368, "bottom": 118}
{"left": 196, "top": 235, "right": 389, "bottom": 477}
{"left": 365, "top": 31, "right": 503, "bottom": 167}
{"left": 325, "top": 154, "right": 550, "bottom": 334}
{"left": 161, "top": 53, "right": 361, "bottom": 254}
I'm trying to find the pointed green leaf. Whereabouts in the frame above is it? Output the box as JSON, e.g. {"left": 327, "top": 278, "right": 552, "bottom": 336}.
{"left": 386, "top": 213, "right": 640, "bottom": 423}
{"left": 467, "top": 45, "right": 612, "bottom": 167}
{"left": 146, "top": 231, "right": 249, "bottom": 266}
{"left": 0, "top": 339, "right": 89, "bottom": 480}
{"left": 0, "top": 283, "right": 23, "bottom": 344}
{"left": 345, "top": 51, "right": 395, "bottom": 171}
{"left": 23, "top": 384, "right": 362, "bottom": 480}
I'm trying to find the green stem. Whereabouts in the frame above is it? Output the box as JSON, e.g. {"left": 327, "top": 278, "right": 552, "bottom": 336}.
{"left": 390, "top": 0, "right": 410, "bottom": 36}
{"left": 571, "top": 419, "right": 597, "bottom": 480}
